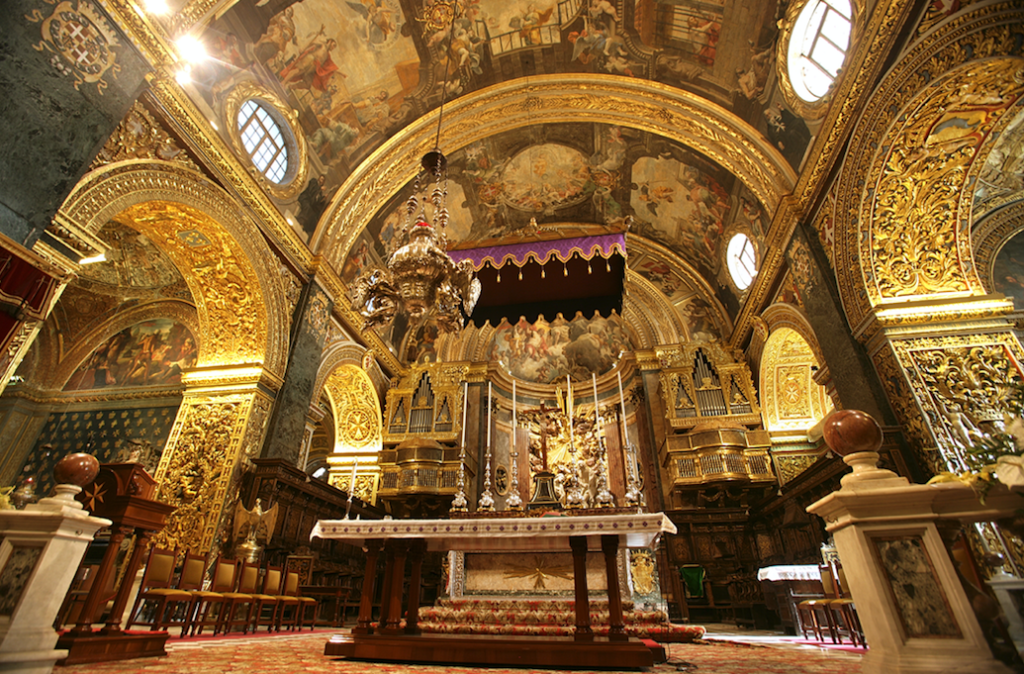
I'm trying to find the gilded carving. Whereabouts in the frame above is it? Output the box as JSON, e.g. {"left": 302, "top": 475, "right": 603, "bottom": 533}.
{"left": 154, "top": 398, "right": 246, "bottom": 553}
{"left": 58, "top": 162, "right": 291, "bottom": 377}
{"left": 776, "top": 453, "right": 820, "bottom": 483}
{"left": 882, "top": 333, "right": 1024, "bottom": 474}
{"left": 832, "top": 5, "right": 1024, "bottom": 329}
{"left": 120, "top": 201, "right": 265, "bottom": 367}
{"left": 869, "top": 60, "right": 1024, "bottom": 300}
{"left": 630, "top": 550, "right": 656, "bottom": 596}
{"left": 92, "top": 101, "right": 199, "bottom": 171}
{"left": 323, "top": 364, "right": 382, "bottom": 451}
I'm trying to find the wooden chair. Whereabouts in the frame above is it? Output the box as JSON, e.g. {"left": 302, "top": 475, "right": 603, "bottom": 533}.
{"left": 191, "top": 557, "right": 240, "bottom": 636}
{"left": 276, "top": 571, "right": 317, "bottom": 631}
{"left": 826, "top": 563, "right": 865, "bottom": 647}
{"left": 174, "top": 549, "right": 217, "bottom": 637}
{"left": 250, "top": 565, "right": 284, "bottom": 632}
{"left": 217, "top": 560, "right": 260, "bottom": 635}
{"left": 126, "top": 546, "right": 193, "bottom": 635}
{"left": 796, "top": 566, "right": 838, "bottom": 643}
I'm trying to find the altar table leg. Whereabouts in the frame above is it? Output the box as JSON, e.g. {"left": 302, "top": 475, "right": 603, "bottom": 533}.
{"left": 570, "top": 536, "right": 594, "bottom": 642}
{"left": 378, "top": 545, "right": 396, "bottom": 630}
{"left": 405, "top": 540, "right": 425, "bottom": 635}
{"left": 602, "top": 535, "right": 627, "bottom": 641}
{"left": 354, "top": 540, "right": 382, "bottom": 635}
{"left": 380, "top": 541, "right": 408, "bottom": 635}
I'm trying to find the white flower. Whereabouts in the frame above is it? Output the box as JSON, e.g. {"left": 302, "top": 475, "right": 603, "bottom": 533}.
{"left": 1004, "top": 415, "right": 1024, "bottom": 452}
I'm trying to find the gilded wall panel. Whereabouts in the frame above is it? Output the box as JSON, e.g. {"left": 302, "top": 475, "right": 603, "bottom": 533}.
{"left": 883, "top": 332, "right": 1024, "bottom": 474}
{"left": 153, "top": 391, "right": 266, "bottom": 554}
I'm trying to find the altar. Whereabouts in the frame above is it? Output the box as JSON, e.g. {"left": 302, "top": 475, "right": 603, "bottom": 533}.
{"left": 311, "top": 512, "right": 676, "bottom": 669}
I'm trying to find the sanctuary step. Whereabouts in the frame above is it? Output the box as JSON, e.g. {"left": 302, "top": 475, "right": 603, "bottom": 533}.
{"left": 418, "top": 598, "right": 705, "bottom": 642}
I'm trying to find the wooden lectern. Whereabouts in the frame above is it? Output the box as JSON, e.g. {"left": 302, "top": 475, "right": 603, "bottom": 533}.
{"left": 57, "top": 463, "right": 175, "bottom": 665}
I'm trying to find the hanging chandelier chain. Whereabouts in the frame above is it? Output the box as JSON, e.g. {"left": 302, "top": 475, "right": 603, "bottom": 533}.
{"left": 434, "top": 0, "right": 461, "bottom": 152}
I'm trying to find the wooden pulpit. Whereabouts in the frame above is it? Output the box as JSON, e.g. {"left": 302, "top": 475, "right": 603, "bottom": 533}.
{"left": 57, "top": 463, "right": 176, "bottom": 665}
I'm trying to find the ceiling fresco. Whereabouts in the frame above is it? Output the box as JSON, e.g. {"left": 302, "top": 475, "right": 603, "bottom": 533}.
{"left": 340, "top": 122, "right": 766, "bottom": 313}
{"left": 192, "top": 0, "right": 806, "bottom": 250}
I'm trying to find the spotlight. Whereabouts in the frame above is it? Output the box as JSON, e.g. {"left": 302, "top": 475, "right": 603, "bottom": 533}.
{"left": 176, "top": 35, "right": 208, "bottom": 64}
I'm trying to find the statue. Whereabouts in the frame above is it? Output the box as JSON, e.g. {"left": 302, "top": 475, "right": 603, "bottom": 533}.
{"left": 233, "top": 498, "right": 279, "bottom": 562}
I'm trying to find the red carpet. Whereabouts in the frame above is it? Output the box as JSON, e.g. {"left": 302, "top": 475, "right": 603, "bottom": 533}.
{"left": 57, "top": 631, "right": 863, "bottom": 673}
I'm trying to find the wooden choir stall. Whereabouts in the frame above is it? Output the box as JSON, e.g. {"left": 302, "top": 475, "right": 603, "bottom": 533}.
{"left": 313, "top": 512, "right": 675, "bottom": 669}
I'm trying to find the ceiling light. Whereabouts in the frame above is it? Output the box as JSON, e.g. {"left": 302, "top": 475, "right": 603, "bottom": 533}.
{"left": 78, "top": 253, "right": 106, "bottom": 265}
{"left": 174, "top": 65, "right": 191, "bottom": 85}
{"left": 144, "top": 0, "right": 169, "bottom": 14}
{"left": 176, "top": 35, "right": 207, "bottom": 64}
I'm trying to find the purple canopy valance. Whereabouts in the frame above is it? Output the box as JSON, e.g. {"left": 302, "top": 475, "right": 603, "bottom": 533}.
{"left": 448, "top": 233, "right": 626, "bottom": 271}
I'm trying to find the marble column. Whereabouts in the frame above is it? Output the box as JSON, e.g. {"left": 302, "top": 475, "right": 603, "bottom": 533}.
{"left": 261, "top": 283, "right": 333, "bottom": 467}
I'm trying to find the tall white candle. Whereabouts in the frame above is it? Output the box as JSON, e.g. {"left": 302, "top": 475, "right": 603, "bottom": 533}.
{"left": 617, "top": 371, "right": 626, "bottom": 415}
{"left": 461, "top": 381, "right": 468, "bottom": 449}
{"left": 487, "top": 382, "right": 492, "bottom": 448}
{"left": 349, "top": 459, "right": 358, "bottom": 495}
{"left": 512, "top": 379, "right": 517, "bottom": 443}
{"left": 567, "top": 376, "right": 574, "bottom": 449}
{"left": 592, "top": 372, "right": 599, "bottom": 424}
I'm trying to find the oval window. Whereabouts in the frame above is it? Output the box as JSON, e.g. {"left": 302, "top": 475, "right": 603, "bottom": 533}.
{"left": 787, "top": 0, "right": 853, "bottom": 103}
{"left": 237, "top": 99, "right": 289, "bottom": 184}
{"left": 727, "top": 234, "right": 758, "bottom": 290}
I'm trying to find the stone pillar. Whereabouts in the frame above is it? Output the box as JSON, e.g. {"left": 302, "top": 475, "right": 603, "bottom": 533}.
{"left": 0, "top": 481, "right": 110, "bottom": 674}
{"left": 151, "top": 366, "right": 277, "bottom": 556}
{"left": 785, "top": 224, "right": 897, "bottom": 424}
{"left": 807, "top": 410, "right": 1021, "bottom": 674}
{"left": 261, "top": 284, "right": 332, "bottom": 467}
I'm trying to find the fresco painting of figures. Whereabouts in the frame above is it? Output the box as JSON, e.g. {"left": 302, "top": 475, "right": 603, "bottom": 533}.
{"left": 994, "top": 231, "right": 1024, "bottom": 310}
{"left": 629, "top": 154, "right": 733, "bottom": 277}
{"left": 486, "top": 311, "right": 632, "bottom": 383}
{"left": 65, "top": 320, "right": 198, "bottom": 391}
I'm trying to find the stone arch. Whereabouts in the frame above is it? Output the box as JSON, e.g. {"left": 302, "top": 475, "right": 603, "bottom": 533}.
{"left": 313, "top": 340, "right": 388, "bottom": 405}
{"left": 831, "top": 2, "right": 1024, "bottom": 329}
{"left": 760, "top": 303, "right": 826, "bottom": 367}
{"left": 315, "top": 75, "right": 798, "bottom": 264}
{"left": 973, "top": 196, "right": 1024, "bottom": 295}
{"left": 57, "top": 160, "right": 291, "bottom": 376}
{"left": 321, "top": 364, "right": 383, "bottom": 500}
{"left": 759, "top": 326, "right": 831, "bottom": 433}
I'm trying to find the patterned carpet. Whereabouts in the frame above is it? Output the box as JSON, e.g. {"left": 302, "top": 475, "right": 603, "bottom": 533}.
{"left": 58, "top": 631, "right": 863, "bottom": 674}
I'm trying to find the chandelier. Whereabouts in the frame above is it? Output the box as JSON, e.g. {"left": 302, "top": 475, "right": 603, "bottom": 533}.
{"left": 350, "top": 2, "right": 479, "bottom": 334}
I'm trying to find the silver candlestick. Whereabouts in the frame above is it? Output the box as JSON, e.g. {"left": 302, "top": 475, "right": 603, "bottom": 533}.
{"left": 593, "top": 405, "right": 616, "bottom": 508}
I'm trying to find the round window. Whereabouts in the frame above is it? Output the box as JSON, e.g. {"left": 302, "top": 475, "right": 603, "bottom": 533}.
{"left": 237, "top": 99, "right": 290, "bottom": 184}
{"left": 787, "top": 0, "right": 853, "bottom": 103}
{"left": 727, "top": 234, "right": 757, "bottom": 290}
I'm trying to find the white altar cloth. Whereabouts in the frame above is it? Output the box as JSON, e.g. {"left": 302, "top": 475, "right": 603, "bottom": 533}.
{"left": 756, "top": 564, "right": 821, "bottom": 582}
{"left": 311, "top": 513, "right": 676, "bottom": 552}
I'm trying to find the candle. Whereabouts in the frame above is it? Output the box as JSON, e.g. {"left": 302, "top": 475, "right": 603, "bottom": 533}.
{"left": 349, "top": 459, "right": 358, "bottom": 496}
{"left": 617, "top": 371, "right": 626, "bottom": 416}
{"left": 592, "top": 372, "right": 599, "bottom": 424}
{"left": 567, "top": 376, "right": 574, "bottom": 449}
{"left": 487, "top": 382, "right": 492, "bottom": 448}
{"left": 512, "top": 379, "right": 517, "bottom": 445}
{"left": 461, "top": 381, "right": 468, "bottom": 449}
